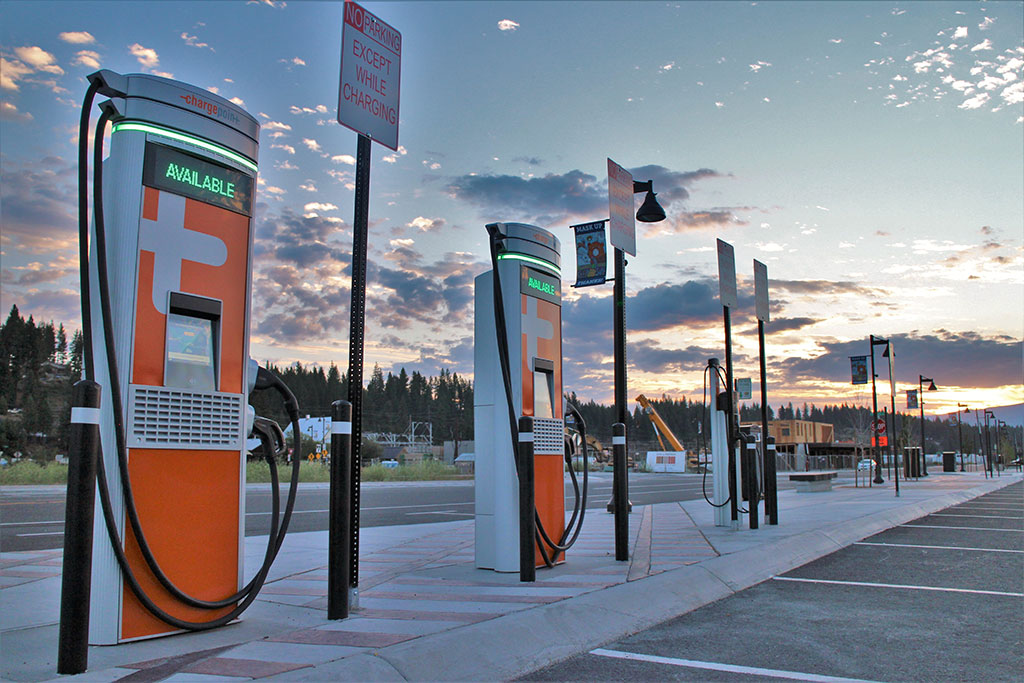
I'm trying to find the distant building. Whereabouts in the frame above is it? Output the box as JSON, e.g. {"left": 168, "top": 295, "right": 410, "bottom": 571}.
{"left": 768, "top": 420, "right": 834, "bottom": 445}
{"left": 743, "top": 420, "right": 848, "bottom": 471}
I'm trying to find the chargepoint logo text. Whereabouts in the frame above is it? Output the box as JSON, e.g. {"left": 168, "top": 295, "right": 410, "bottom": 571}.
{"left": 180, "top": 94, "right": 240, "bottom": 125}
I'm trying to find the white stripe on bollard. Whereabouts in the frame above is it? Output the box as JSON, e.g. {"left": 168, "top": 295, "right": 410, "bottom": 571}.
{"left": 70, "top": 407, "right": 101, "bottom": 424}
{"left": 332, "top": 421, "right": 352, "bottom": 435}
{"left": 519, "top": 432, "right": 534, "bottom": 442}
{"left": 612, "top": 436, "right": 625, "bottom": 445}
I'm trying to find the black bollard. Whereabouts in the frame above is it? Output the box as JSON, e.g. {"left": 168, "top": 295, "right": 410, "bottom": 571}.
{"left": 58, "top": 380, "right": 102, "bottom": 675}
{"left": 745, "top": 435, "right": 759, "bottom": 529}
{"left": 765, "top": 436, "right": 779, "bottom": 525}
{"left": 518, "top": 416, "right": 536, "bottom": 582}
{"left": 612, "top": 423, "right": 629, "bottom": 561}
{"left": 328, "top": 400, "right": 352, "bottom": 619}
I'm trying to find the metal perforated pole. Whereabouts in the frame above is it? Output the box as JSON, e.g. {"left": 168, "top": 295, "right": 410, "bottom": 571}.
{"left": 58, "top": 380, "right": 101, "bottom": 675}
{"left": 328, "top": 400, "right": 352, "bottom": 619}
{"left": 346, "top": 134, "right": 371, "bottom": 588}
{"left": 518, "top": 416, "right": 536, "bottom": 583}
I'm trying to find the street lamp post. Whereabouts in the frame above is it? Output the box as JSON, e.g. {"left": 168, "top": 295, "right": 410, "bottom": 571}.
{"left": 918, "top": 375, "right": 936, "bottom": 476}
{"left": 997, "top": 419, "right": 1007, "bottom": 471}
{"left": 883, "top": 342, "right": 899, "bottom": 496}
{"left": 973, "top": 408, "right": 984, "bottom": 473}
{"left": 609, "top": 178, "right": 665, "bottom": 532}
{"left": 983, "top": 409, "right": 996, "bottom": 476}
{"left": 869, "top": 335, "right": 888, "bottom": 484}
{"left": 957, "top": 403, "right": 968, "bottom": 472}
{"left": 612, "top": 179, "right": 666, "bottom": 428}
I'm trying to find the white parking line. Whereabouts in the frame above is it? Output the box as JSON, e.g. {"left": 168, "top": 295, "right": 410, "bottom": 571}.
{"left": 405, "top": 511, "right": 472, "bottom": 517}
{"left": 900, "top": 524, "right": 1024, "bottom": 532}
{"left": 854, "top": 541, "right": 1024, "bottom": 554}
{"left": 773, "top": 576, "right": 1023, "bottom": 597}
{"left": 590, "top": 648, "right": 884, "bottom": 682}
{"left": 930, "top": 513, "right": 1023, "bottom": 520}
{"left": 16, "top": 531, "right": 64, "bottom": 537}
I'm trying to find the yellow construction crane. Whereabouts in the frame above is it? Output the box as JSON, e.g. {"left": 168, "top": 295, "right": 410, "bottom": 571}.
{"left": 635, "top": 394, "right": 699, "bottom": 471}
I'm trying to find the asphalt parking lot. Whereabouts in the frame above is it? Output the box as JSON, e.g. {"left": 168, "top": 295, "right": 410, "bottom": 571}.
{"left": 524, "top": 480, "right": 1023, "bottom": 682}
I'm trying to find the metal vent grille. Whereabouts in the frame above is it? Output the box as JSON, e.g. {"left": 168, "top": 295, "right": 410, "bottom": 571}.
{"left": 128, "top": 385, "right": 243, "bottom": 450}
{"left": 533, "top": 417, "right": 564, "bottom": 455}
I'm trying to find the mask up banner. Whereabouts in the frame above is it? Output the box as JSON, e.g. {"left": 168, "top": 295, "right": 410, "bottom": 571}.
{"left": 571, "top": 219, "right": 608, "bottom": 287}
{"left": 907, "top": 389, "right": 919, "bottom": 410}
{"left": 850, "top": 355, "right": 868, "bottom": 385}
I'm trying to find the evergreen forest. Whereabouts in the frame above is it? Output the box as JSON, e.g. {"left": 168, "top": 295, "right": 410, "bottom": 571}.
{"left": 1, "top": 306, "right": 1019, "bottom": 463}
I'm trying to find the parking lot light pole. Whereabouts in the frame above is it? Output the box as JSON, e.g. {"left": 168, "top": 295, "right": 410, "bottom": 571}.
{"left": 957, "top": 403, "right": 968, "bottom": 472}
{"left": 983, "top": 409, "right": 996, "bottom": 476}
{"left": 610, "top": 178, "right": 666, "bottom": 519}
{"left": 919, "top": 375, "right": 936, "bottom": 476}
{"left": 869, "top": 335, "right": 888, "bottom": 484}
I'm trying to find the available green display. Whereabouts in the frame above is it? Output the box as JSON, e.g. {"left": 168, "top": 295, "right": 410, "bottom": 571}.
{"left": 143, "top": 143, "right": 253, "bottom": 216}
{"left": 519, "top": 265, "right": 561, "bottom": 305}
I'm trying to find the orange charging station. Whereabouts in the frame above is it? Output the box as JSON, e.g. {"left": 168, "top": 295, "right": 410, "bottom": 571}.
{"left": 86, "top": 71, "right": 259, "bottom": 643}
{"left": 474, "top": 223, "right": 566, "bottom": 571}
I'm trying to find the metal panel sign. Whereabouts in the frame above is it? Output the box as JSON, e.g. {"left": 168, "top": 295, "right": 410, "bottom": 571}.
{"left": 717, "top": 239, "right": 738, "bottom": 308}
{"left": 736, "top": 377, "right": 752, "bottom": 400}
{"left": 754, "top": 259, "right": 769, "bottom": 322}
{"left": 338, "top": 0, "right": 401, "bottom": 150}
{"left": 607, "top": 158, "right": 636, "bottom": 256}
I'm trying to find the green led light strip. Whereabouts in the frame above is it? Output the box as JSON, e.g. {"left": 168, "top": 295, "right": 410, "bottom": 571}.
{"left": 497, "top": 252, "right": 560, "bottom": 276}
{"left": 111, "top": 121, "right": 258, "bottom": 173}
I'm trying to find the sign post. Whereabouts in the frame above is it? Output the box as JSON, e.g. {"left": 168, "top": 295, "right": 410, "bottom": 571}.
{"left": 337, "top": 0, "right": 401, "bottom": 601}
{"left": 753, "top": 258, "right": 776, "bottom": 524}
{"left": 607, "top": 158, "right": 634, "bottom": 556}
{"left": 717, "top": 239, "right": 739, "bottom": 524}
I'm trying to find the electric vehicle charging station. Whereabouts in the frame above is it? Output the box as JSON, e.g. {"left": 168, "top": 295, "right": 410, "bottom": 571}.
{"left": 708, "top": 359, "right": 737, "bottom": 528}
{"left": 77, "top": 70, "right": 288, "bottom": 644}
{"left": 475, "top": 223, "right": 571, "bottom": 572}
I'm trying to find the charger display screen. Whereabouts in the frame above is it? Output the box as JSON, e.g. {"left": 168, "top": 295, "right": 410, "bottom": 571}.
{"left": 165, "top": 313, "right": 216, "bottom": 390}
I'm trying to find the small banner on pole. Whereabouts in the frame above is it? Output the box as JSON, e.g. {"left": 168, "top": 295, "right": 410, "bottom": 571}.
{"left": 735, "top": 377, "right": 752, "bottom": 400}
{"left": 850, "top": 355, "right": 868, "bottom": 385}
{"left": 571, "top": 220, "right": 608, "bottom": 287}
{"left": 907, "top": 389, "right": 919, "bottom": 410}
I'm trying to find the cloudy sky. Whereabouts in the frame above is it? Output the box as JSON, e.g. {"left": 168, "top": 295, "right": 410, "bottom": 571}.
{"left": 2, "top": 1, "right": 1021, "bottom": 416}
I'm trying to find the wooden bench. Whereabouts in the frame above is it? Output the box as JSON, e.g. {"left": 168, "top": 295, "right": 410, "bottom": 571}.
{"left": 789, "top": 470, "right": 838, "bottom": 492}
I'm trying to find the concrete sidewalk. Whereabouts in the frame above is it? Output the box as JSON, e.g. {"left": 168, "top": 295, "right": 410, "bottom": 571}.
{"left": 2, "top": 470, "right": 1019, "bottom": 682}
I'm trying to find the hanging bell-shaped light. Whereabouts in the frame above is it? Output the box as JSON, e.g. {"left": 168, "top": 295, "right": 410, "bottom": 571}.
{"left": 636, "top": 190, "right": 666, "bottom": 223}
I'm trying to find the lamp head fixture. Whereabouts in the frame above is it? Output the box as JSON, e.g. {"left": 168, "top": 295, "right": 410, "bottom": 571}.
{"left": 633, "top": 179, "right": 666, "bottom": 223}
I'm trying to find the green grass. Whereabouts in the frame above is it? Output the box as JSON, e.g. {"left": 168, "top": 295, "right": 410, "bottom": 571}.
{"left": 0, "top": 461, "right": 69, "bottom": 485}
{"left": 246, "top": 460, "right": 332, "bottom": 483}
{"left": 246, "top": 459, "right": 463, "bottom": 483}
{"left": 362, "top": 459, "right": 462, "bottom": 482}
